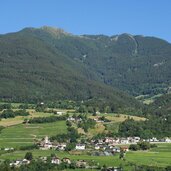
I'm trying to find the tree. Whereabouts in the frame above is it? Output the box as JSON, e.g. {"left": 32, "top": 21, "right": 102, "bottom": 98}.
{"left": 129, "top": 144, "right": 140, "bottom": 151}
{"left": 25, "top": 152, "right": 33, "bottom": 160}
{"left": 66, "top": 120, "right": 72, "bottom": 127}
{"left": 65, "top": 143, "right": 75, "bottom": 151}
{"left": 119, "top": 150, "right": 125, "bottom": 160}
{"left": 138, "top": 141, "right": 150, "bottom": 150}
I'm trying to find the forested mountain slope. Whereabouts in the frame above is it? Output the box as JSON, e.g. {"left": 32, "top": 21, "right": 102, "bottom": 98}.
{"left": 0, "top": 27, "right": 142, "bottom": 113}
{"left": 0, "top": 26, "right": 171, "bottom": 112}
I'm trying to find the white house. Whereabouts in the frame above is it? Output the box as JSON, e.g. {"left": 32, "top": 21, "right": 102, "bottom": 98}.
{"left": 164, "top": 137, "right": 171, "bottom": 143}
{"left": 56, "top": 111, "right": 64, "bottom": 115}
{"left": 10, "top": 160, "right": 22, "bottom": 167}
{"left": 128, "top": 137, "right": 140, "bottom": 143}
{"left": 67, "top": 117, "right": 75, "bottom": 121}
{"left": 57, "top": 143, "right": 66, "bottom": 150}
{"left": 51, "top": 157, "right": 61, "bottom": 165}
{"left": 22, "top": 159, "right": 30, "bottom": 165}
{"left": 120, "top": 138, "right": 129, "bottom": 144}
{"left": 4, "top": 148, "right": 14, "bottom": 151}
{"left": 62, "top": 158, "right": 71, "bottom": 164}
{"left": 75, "top": 144, "right": 85, "bottom": 150}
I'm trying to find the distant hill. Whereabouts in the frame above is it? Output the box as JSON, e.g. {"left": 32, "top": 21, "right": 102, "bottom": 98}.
{"left": 0, "top": 26, "right": 171, "bottom": 112}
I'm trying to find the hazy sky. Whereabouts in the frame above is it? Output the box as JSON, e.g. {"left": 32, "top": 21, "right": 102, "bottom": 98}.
{"left": 0, "top": 0, "right": 171, "bottom": 42}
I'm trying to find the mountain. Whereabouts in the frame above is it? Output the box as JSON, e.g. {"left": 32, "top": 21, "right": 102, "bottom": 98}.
{"left": 0, "top": 27, "right": 142, "bottom": 113}
{"left": 20, "top": 27, "right": 171, "bottom": 96}
{"left": 0, "top": 26, "right": 171, "bottom": 112}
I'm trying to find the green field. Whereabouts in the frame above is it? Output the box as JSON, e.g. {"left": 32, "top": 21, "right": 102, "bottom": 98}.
{"left": 0, "top": 150, "right": 126, "bottom": 169}
{"left": 0, "top": 121, "right": 67, "bottom": 148}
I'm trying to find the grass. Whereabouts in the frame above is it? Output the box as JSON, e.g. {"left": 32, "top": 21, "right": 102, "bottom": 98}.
{"left": 0, "top": 121, "right": 67, "bottom": 148}
{"left": 125, "top": 143, "right": 171, "bottom": 167}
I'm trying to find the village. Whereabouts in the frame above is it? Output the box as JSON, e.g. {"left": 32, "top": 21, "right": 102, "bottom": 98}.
{"left": 0, "top": 108, "right": 171, "bottom": 170}
{"left": 39, "top": 135, "right": 171, "bottom": 152}
{"left": 4, "top": 114, "right": 171, "bottom": 170}
{"left": 7, "top": 134, "right": 171, "bottom": 170}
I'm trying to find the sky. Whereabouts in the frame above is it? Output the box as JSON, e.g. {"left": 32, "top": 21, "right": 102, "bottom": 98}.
{"left": 0, "top": 0, "right": 171, "bottom": 42}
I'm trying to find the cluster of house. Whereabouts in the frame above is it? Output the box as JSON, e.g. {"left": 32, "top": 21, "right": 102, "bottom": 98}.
{"left": 9, "top": 156, "right": 92, "bottom": 169}
{"left": 93, "top": 137, "right": 141, "bottom": 145}
{"left": 41, "top": 156, "right": 71, "bottom": 165}
{"left": 67, "top": 116, "right": 82, "bottom": 122}
{"left": 145, "top": 137, "right": 171, "bottom": 143}
{"left": 10, "top": 159, "right": 30, "bottom": 167}
{"left": 39, "top": 136, "right": 66, "bottom": 150}
{"left": 92, "top": 136, "right": 171, "bottom": 146}
{"left": 39, "top": 136, "right": 171, "bottom": 153}
{"left": 4, "top": 147, "right": 14, "bottom": 151}
{"left": 39, "top": 136, "right": 129, "bottom": 153}
{"left": 39, "top": 136, "right": 86, "bottom": 151}
{"left": 45, "top": 157, "right": 88, "bottom": 168}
